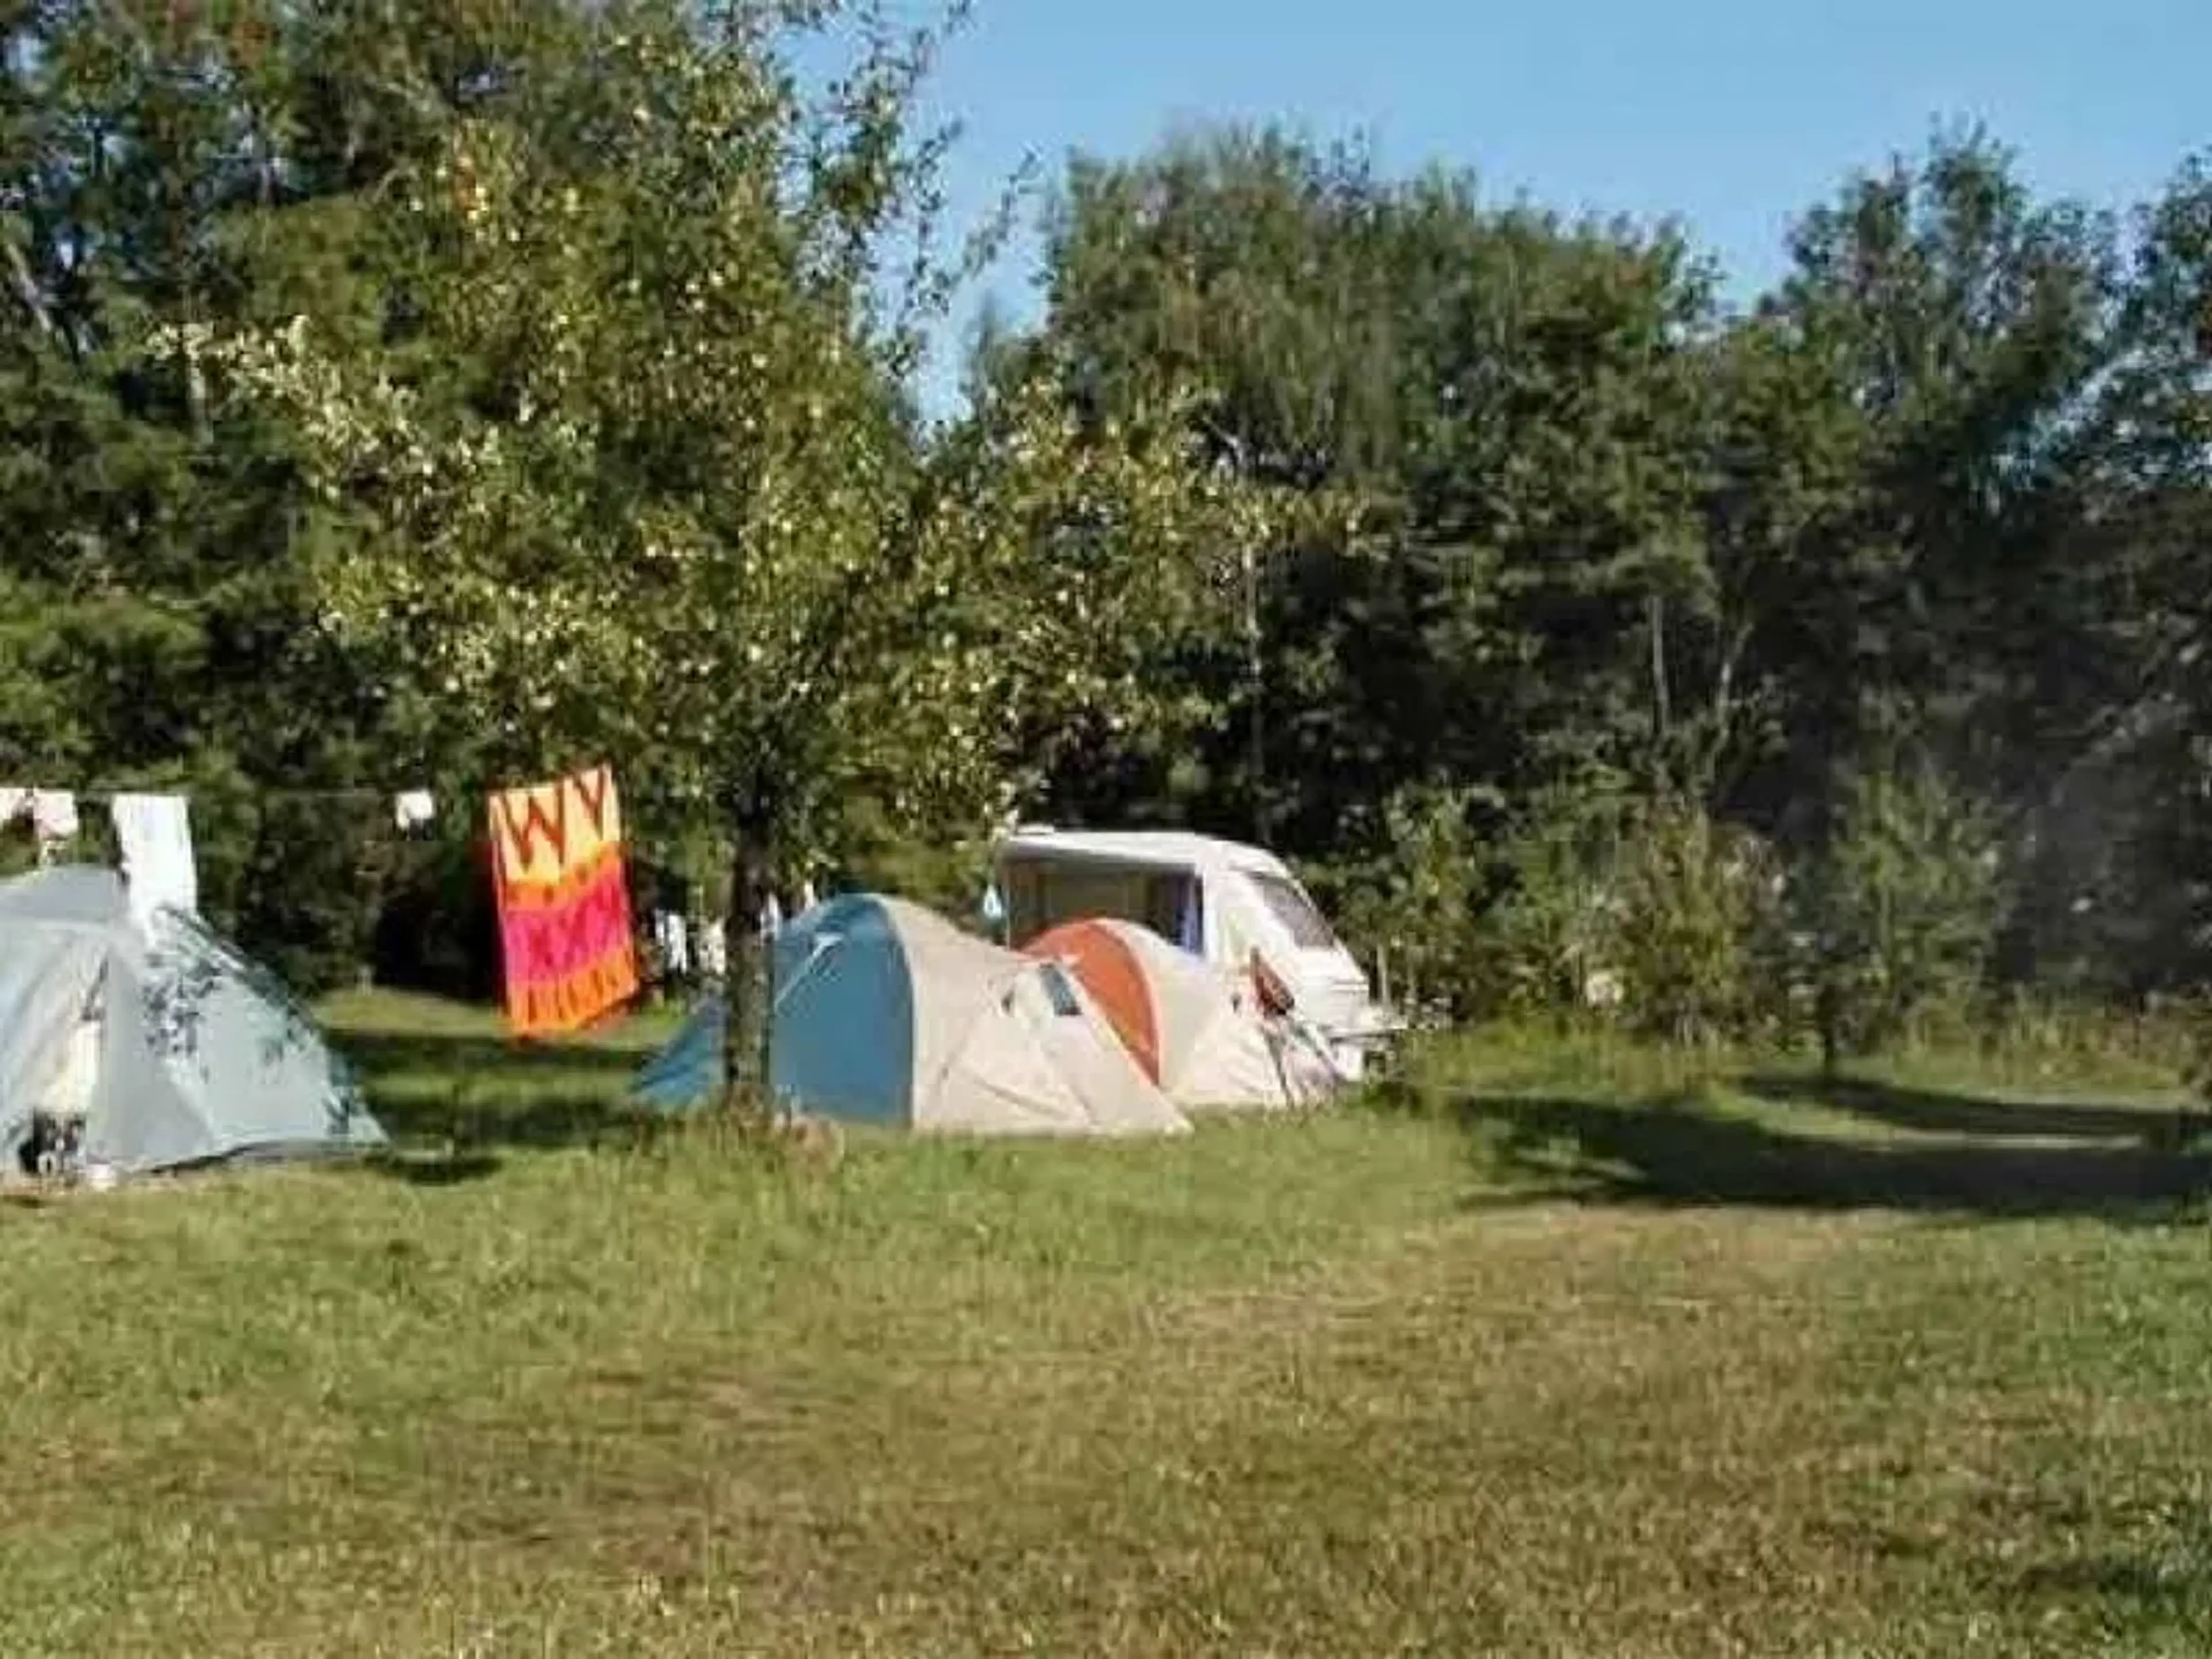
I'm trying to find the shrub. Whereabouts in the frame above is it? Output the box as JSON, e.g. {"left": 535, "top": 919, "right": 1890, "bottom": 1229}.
{"left": 1479, "top": 802, "right": 1622, "bottom": 1021}
{"left": 1796, "top": 765, "right": 2001, "bottom": 1066}
{"left": 1332, "top": 783, "right": 1492, "bottom": 1020}
{"left": 1609, "top": 795, "right": 1778, "bottom": 1046}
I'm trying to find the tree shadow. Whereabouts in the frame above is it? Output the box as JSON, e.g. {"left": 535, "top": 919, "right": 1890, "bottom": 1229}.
{"left": 2016, "top": 1555, "right": 2205, "bottom": 1605}
{"left": 362, "top": 1149, "right": 507, "bottom": 1187}
{"left": 338, "top": 1028, "right": 663, "bottom": 1079}
{"left": 334, "top": 1027, "right": 671, "bottom": 1153}
{"left": 1449, "top": 1090, "right": 2212, "bottom": 1224}
{"left": 1744, "top": 1072, "right": 2198, "bottom": 1145}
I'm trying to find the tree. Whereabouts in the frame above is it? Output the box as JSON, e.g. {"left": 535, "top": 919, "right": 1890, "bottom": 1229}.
{"left": 0, "top": 0, "right": 411, "bottom": 981}
{"left": 191, "top": 0, "right": 1271, "bottom": 1109}
{"left": 1742, "top": 129, "right": 2122, "bottom": 829}
{"left": 1015, "top": 124, "right": 1725, "bottom": 859}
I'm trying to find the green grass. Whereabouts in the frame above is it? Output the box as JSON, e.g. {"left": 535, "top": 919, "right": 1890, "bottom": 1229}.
{"left": 5, "top": 994, "right": 2212, "bottom": 1654}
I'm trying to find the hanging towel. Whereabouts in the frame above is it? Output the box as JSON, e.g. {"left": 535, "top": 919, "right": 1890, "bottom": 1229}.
{"left": 110, "top": 793, "right": 198, "bottom": 929}
{"left": 29, "top": 789, "right": 78, "bottom": 842}
{"left": 394, "top": 789, "right": 438, "bottom": 832}
{"left": 0, "top": 786, "right": 28, "bottom": 824}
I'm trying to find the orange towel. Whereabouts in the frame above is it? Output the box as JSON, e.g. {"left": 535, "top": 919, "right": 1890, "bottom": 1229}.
{"left": 488, "top": 764, "right": 640, "bottom": 1036}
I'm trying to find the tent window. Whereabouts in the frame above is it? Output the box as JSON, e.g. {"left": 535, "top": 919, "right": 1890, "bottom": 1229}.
{"left": 1037, "top": 963, "right": 1084, "bottom": 1018}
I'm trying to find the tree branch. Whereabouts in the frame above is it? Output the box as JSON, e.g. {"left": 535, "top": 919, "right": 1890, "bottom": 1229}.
{"left": 2, "top": 225, "right": 57, "bottom": 342}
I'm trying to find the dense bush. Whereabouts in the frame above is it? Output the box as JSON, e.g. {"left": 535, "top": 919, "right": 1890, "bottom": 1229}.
{"left": 1609, "top": 797, "right": 1779, "bottom": 1046}
{"left": 1470, "top": 786, "right": 1628, "bottom": 1021}
{"left": 227, "top": 797, "right": 399, "bottom": 997}
{"left": 1331, "top": 783, "right": 1493, "bottom": 1020}
{"left": 1796, "top": 767, "right": 2002, "bottom": 1066}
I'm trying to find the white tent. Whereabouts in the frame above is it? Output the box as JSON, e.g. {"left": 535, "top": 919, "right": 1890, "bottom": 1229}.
{"left": 1024, "top": 917, "right": 1336, "bottom": 1111}
{"left": 0, "top": 866, "right": 387, "bottom": 1179}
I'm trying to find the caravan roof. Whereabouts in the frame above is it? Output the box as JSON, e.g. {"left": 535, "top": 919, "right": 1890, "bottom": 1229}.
{"left": 995, "top": 827, "right": 1293, "bottom": 880}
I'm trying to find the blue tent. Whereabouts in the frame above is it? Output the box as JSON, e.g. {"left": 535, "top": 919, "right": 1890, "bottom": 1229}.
{"left": 634, "top": 893, "right": 1188, "bottom": 1137}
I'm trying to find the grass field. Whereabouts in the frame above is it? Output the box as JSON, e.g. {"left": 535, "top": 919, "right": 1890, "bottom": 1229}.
{"left": 6, "top": 994, "right": 2212, "bottom": 1655}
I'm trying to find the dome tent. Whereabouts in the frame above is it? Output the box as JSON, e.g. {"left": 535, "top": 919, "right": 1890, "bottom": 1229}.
{"left": 635, "top": 893, "right": 1191, "bottom": 1137}
{"left": 0, "top": 866, "right": 386, "bottom": 1179}
{"left": 1023, "top": 917, "right": 1334, "bottom": 1111}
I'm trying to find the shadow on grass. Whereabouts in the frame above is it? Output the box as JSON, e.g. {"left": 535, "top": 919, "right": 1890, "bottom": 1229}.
{"left": 364, "top": 1149, "right": 507, "bottom": 1187}
{"left": 2017, "top": 1555, "right": 2206, "bottom": 1606}
{"left": 1745, "top": 1073, "right": 2198, "bottom": 1146}
{"left": 339, "top": 1028, "right": 660, "bottom": 1078}
{"left": 337, "top": 1028, "right": 671, "bottom": 1153}
{"left": 1435, "top": 1089, "right": 2212, "bottom": 1224}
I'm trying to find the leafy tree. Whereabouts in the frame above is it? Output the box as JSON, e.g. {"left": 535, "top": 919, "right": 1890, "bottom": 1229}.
{"left": 1017, "top": 125, "right": 1724, "bottom": 858}
{"left": 1741, "top": 130, "right": 2122, "bottom": 825}
{"left": 0, "top": 0, "right": 410, "bottom": 979}
{"left": 192, "top": 1, "right": 1271, "bottom": 1104}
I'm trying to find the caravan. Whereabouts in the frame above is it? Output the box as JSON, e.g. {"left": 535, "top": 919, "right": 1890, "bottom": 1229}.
{"left": 989, "top": 828, "right": 1400, "bottom": 1081}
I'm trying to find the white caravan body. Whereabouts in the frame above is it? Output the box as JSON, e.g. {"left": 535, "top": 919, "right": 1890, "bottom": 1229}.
{"left": 990, "top": 827, "right": 1397, "bottom": 1081}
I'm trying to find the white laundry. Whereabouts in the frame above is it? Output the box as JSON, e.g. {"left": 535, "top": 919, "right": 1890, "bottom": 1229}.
{"left": 109, "top": 793, "right": 198, "bottom": 930}
{"left": 656, "top": 911, "right": 691, "bottom": 976}
{"left": 699, "top": 919, "right": 728, "bottom": 978}
{"left": 0, "top": 786, "right": 29, "bottom": 825}
{"left": 393, "top": 789, "right": 438, "bottom": 832}
{"left": 29, "top": 789, "right": 78, "bottom": 842}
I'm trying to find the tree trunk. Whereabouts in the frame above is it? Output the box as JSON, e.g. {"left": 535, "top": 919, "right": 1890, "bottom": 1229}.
{"left": 1244, "top": 544, "right": 1268, "bottom": 844}
{"left": 721, "top": 796, "right": 776, "bottom": 1132}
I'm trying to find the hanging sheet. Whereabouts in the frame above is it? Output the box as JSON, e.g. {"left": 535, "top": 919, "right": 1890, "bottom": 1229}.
{"left": 487, "top": 763, "right": 639, "bottom": 1036}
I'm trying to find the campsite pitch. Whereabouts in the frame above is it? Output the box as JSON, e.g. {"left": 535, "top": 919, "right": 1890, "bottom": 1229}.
{"left": 4, "top": 996, "right": 2212, "bottom": 1656}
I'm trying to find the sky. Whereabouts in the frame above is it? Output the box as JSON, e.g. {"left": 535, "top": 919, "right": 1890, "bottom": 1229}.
{"left": 889, "top": 0, "right": 2206, "bottom": 420}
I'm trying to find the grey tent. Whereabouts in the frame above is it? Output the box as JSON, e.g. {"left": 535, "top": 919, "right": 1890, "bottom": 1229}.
{"left": 0, "top": 865, "right": 385, "bottom": 1178}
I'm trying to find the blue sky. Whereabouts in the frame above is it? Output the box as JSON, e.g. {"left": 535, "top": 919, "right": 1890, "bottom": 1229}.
{"left": 893, "top": 0, "right": 2205, "bottom": 418}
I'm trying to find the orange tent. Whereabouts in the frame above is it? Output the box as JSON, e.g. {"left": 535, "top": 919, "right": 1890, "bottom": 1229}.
{"left": 1022, "top": 918, "right": 1327, "bottom": 1109}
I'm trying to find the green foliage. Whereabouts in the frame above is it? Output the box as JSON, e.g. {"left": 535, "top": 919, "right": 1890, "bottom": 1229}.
{"left": 1013, "top": 119, "right": 2212, "bottom": 1034}
{"left": 228, "top": 795, "right": 397, "bottom": 997}
{"left": 1799, "top": 766, "right": 2003, "bottom": 1062}
{"left": 1440, "top": 789, "right": 1778, "bottom": 1044}
{"left": 1330, "top": 782, "right": 1492, "bottom": 1020}
{"left": 2, "top": 2, "right": 2208, "bottom": 1039}
{"left": 1010, "top": 126, "right": 1722, "bottom": 850}
{"left": 1473, "top": 786, "right": 1630, "bottom": 1021}
{"left": 1609, "top": 796, "right": 1778, "bottom": 1045}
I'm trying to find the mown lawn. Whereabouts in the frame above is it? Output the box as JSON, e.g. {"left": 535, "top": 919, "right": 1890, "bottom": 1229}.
{"left": 5, "top": 994, "right": 2212, "bottom": 1656}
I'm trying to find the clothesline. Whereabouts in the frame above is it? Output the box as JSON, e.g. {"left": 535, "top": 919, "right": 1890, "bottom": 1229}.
{"left": 2, "top": 783, "right": 435, "bottom": 805}
{"left": 16, "top": 786, "right": 411, "bottom": 803}
{"left": 3, "top": 782, "right": 443, "bottom": 845}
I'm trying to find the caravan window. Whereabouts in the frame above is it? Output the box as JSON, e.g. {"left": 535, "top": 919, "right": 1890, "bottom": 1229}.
{"left": 1248, "top": 872, "right": 1338, "bottom": 950}
{"left": 1004, "top": 859, "right": 1200, "bottom": 947}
